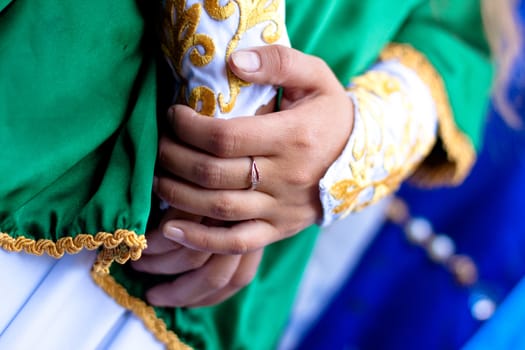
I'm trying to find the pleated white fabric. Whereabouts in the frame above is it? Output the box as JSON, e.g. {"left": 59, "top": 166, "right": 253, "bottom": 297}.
{"left": 0, "top": 198, "right": 387, "bottom": 350}
{"left": 0, "top": 249, "right": 163, "bottom": 350}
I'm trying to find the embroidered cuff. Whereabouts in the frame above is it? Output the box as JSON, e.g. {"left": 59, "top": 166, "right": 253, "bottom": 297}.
{"left": 319, "top": 60, "right": 438, "bottom": 227}
{"left": 161, "top": 0, "right": 290, "bottom": 119}
{"left": 380, "top": 44, "right": 477, "bottom": 186}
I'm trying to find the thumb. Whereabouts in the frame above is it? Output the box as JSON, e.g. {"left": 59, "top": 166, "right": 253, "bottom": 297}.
{"left": 228, "top": 45, "right": 334, "bottom": 91}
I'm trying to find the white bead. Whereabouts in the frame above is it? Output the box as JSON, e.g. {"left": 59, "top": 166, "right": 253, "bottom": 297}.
{"left": 471, "top": 297, "right": 496, "bottom": 321}
{"left": 428, "top": 235, "right": 455, "bottom": 262}
{"left": 405, "top": 217, "right": 433, "bottom": 244}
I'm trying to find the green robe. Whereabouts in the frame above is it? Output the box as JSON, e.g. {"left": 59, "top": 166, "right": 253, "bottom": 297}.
{"left": 0, "top": 0, "right": 492, "bottom": 349}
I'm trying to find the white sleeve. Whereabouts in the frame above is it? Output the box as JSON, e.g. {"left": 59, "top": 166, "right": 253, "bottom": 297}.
{"left": 319, "top": 60, "right": 438, "bottom": 227}
{"left": 161, "top": 0, "right": 290, "bottom": 119}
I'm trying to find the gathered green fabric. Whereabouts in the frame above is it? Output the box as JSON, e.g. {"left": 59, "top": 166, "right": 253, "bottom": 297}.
{"left": 0, "top": 0, "right": 157, "bottom": 239}
{"left": 0, "top": 0, "right": 492, "bottom": 349}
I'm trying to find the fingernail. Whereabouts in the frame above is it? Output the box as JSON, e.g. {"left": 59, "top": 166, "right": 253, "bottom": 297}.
{"left": 164, "top": 226, "right": 184, "bottom": 241}
{"left": 146, "top": 290, "right": 161, "bottom": 306}
{"left": 231, "top": 50, "right": 261, "bottom": 72}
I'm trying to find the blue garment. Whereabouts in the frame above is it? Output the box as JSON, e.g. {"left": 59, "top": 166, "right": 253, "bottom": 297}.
{"left": 464, "top": 277, "right": 525, "bottom": 350}
{"left": 299, "top": 2, "right": 525, "bottom": 349}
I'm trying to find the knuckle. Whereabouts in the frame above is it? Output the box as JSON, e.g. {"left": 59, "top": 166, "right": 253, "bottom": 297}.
{"left": 209, "top": 125, "right": 236, "bottom": 157}
{"left": 204, "top": 275, "right": 230, "bottom": 290}
{"left": 284, "top": 163, "right": 320, "bottom": 187}
{"left": 211, "top": 194, "right": 237, "bottom": 220}
{"left": 193, "top": 160, "right": 222, "bottom": 188}
{"left": 185, "top": 252, "right": 209, "bottom": 270}
{"left": 157, "top": 138, "right": 170, "bottom": 165}
{"left": 165, "top": 181, "right": 179, "bottom": 205}
{"left": 293, "top": 125, "right": 317, "bottom": 150}
{"left": 287, "top": 169, "right": 313, "bottom": 187}
{"left": 274, "top": 46, "right": 294, "bottom": 79}
{"left": 156, "top": 178, "right": 178, "bottom": 206}
{"left": 230, "top": 270, "right": 257, "bottom": 289}
{"left": 311, "top": 55, "right": 330, "bottom": 72}
{"left": 228, "top": 236, "right": 249, "bottom": 255}
{"left": 195, "top": 232, "right": 213, "bottom": 251}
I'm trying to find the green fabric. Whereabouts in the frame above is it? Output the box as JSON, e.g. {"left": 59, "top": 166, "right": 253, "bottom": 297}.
{"left": 0, "top": 0, "right": 492, "bottom": 349}
{"left": 286, "top": 0, "right": 493, "bottom": 150}
{"left": 0, "top": 0, "right": 157, "bottom": 238}
{"left": 0, "top": 0, "right": 12, "bottom": 12}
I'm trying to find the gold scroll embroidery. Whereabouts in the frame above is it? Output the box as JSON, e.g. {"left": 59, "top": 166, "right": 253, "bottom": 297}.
{"left": 162, "top": 1, "right": 217, "bottom": 115}
{"left": 380, "top": 43, "right": 476, "bottom": 186}
{"left": 162, "top": 0, "right": 283, "bottom": 116}
{"left": 330, "top": 71, "right": 435, "bottom": 216}
{"left": 216, "top": 0, "right": 282, "bottom": 114}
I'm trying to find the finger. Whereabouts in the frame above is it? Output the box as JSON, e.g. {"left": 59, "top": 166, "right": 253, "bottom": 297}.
{"left": 188, "top": 249, "right": 263, "bottom": 307}
{"left": 161, "top": 219, "right": 279, "bottom": 254}
{"left": 169, "top": 104, "right": 285, "bottom": 157}
{"left": 155, "top": 177, "right": 274, "bottom": 221}
{"left": 158, "top": 136, "right": 258, "bottom": 190}
{"left": 146, "top": 254, "right": 242, "bottom": 307}
{"left": 229, "top": 45, "right": 336, "bottom": 91}
{"left": 141, "top": 207, "right": 199, "bottom": 255}
{"left": 131, "top": 247, "right": 212, "bottom": 275}
{"left": 141, "top": 228, "right": 183, "bottom": 256}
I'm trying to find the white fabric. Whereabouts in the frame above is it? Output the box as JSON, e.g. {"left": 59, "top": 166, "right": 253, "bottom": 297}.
{"left": 171, "top": 0, "right": 290, "bottom": 119}
{"left": 279, "top": 198, "right": 390, "bottom": 350}
{"left": 0, "top": 250, "right": 162, "bottom": 350}
{"left": 0, "top": 204, "right": 387, "bottom": 350}
{"left": 319, "top": 60, "right": 438, "bottom": 226}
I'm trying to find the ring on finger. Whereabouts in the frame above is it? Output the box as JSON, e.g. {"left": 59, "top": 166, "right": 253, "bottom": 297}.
{"left": 248, "top": 156, "right": 260, "bottom": 190}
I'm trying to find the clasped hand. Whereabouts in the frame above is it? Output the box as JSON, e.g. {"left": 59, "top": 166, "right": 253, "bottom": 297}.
{"left": 132, "top": 45, "right": 354, "bottom": 307}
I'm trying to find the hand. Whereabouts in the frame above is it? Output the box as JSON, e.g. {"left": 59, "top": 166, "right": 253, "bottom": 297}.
{"left": 155, "top": 45, "right": 354, "bottom": 254}
{"left": 132, "top": 207, "right": 264, "bottom": 307}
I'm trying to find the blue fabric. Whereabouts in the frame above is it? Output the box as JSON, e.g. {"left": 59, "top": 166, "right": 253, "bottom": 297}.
{"left": 298, "top": 106, "right": 525, "bottom": 350}
{"left": 299, "top": 2, "right": 525, "bottom": 349}
{"left": 463, "top": 277, "right": 525, "bottom": 350}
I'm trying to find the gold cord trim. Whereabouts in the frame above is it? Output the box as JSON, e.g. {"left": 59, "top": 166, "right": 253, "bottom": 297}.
{"left": 380, "top": 43, "right": 476, "bottom": 186}
{"left": 0, "top": 230, "right": 146, "bottom": 274}
{"left": 91, "top": 269, "right": 192, "bottom": 350}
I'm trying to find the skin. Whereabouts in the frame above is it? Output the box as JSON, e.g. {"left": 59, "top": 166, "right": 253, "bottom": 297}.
{"left": 132, "top": 45, "right": 354, "bottom": 307}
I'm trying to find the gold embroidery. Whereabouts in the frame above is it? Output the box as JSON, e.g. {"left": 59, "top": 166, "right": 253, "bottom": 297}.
{"left": 380, "top": 43, "right": 476, "bottom": 186}
{"left": 162, "top": 2, "right": 215, "bottom": 69}
{"left": 187, "top": 85, "right": 217, "bottom": 116}
{"left": 351, "top": 72, "right": 402, "bottom": 98}
{"left": 203, "top": 0, "right": 236, "bottom": 20}
{"left": 162, "top": 0, "right": 283, "bottom": 116}
{"left": 330, "top": 71, "right": 435, "bottom": 216}
{"left": 162, "top": 1, "right": 217, "bottom": 116}
{"left": 91, "top": 270, "right": 192, "bottom": 350}
{"left": 0, "top": 230, "right": 146, "bottom": 274}
{"left": 217, "top": 0, "right": 282, "bottom": 113}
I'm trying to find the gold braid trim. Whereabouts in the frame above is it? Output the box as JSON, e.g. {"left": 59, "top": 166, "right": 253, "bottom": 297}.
{"left": 91, "top": 270, "right": 192, "bottom": 350}
{"left": 380, "top": 43, "right": 476, "bottom": 186}
{"left": 0, "top": 230, "right": 146, "bottom": 274}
